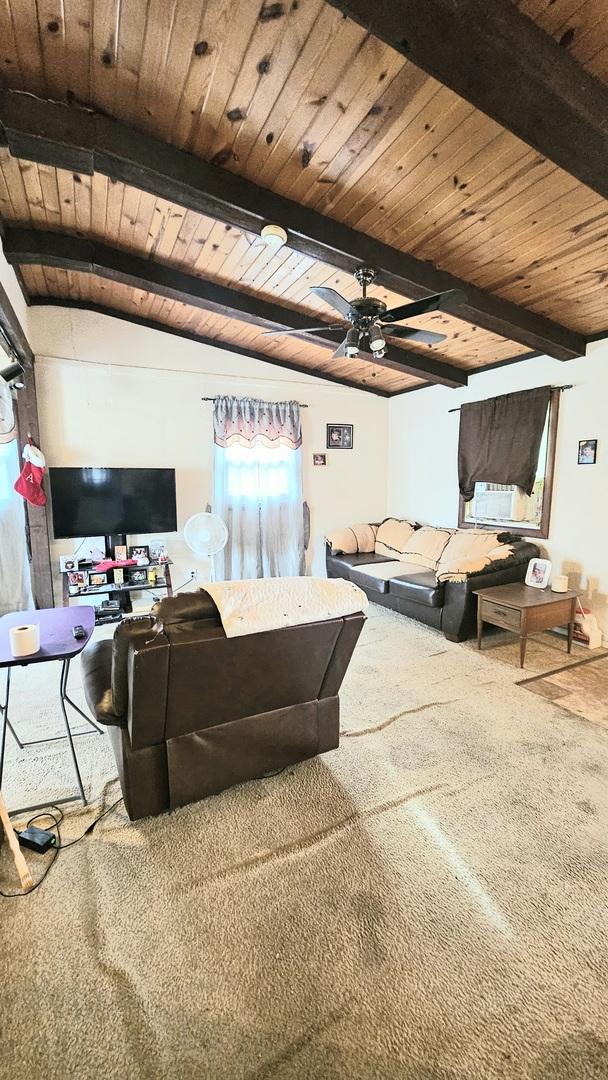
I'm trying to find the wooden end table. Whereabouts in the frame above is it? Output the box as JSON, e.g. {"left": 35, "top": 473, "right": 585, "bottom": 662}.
{"left": 473, "top": 583, "right": 579, "bottom": 669}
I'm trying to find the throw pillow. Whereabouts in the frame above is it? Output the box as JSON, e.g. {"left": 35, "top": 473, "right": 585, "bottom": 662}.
{"left": 374, "top": 518, "right": 417, "bottom": 558}
{"left": 399, "top": 526, "right": 455, "bottom": 570}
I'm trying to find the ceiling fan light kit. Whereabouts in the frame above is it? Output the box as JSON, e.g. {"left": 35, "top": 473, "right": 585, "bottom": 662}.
{"left": 262, "top": 266, "right": 467, "bottom": 363}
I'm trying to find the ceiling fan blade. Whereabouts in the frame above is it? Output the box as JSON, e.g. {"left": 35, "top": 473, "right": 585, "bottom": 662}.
{"left": 383, "top": 326, "right": 447, "bottom": 345}
{"left": 310, "top": 286, "right": 353, "bottom": 319}
{"left": 262, "top": 323, "right": 344, "bottom": 337}
{"left": 381, "top": 288, "right": 467, "bottom": 324}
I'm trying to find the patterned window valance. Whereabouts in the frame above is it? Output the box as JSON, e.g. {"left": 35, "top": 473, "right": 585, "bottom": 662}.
{"left": 213, "top": 395, "right": 302, "bottom": 450}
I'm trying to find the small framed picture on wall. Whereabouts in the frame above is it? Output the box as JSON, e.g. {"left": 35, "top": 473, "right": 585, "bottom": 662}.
{"left": 326, "top": 424, "right": 353, "bottom": 449}
{"left": 578, "top": 439, "right": 597, "bottom": 465}
{"left": 313, "top": 453, "right": 327, "bottom": 466}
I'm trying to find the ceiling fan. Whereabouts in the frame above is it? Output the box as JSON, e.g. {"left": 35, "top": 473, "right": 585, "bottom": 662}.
{"left": 262, "top": 266, "right": 467, "bottom": 361}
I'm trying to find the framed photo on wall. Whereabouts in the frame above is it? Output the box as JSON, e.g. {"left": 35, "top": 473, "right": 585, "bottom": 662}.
{"left": 578, "top": 439, "right": 597, "bottom": 465}
{"left": 326, "top": 424, "right": 353, "bottom": 449}
{"left": 313, "top": 453, "right": 327, "bottom": 466}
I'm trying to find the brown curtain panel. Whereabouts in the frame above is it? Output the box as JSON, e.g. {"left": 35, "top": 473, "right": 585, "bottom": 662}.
{"left": 458, "top": 386, "right": 552, "bottom": 501}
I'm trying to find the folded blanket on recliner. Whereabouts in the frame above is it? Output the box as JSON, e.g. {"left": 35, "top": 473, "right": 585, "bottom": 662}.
{"left": 204, "top": 577, "right": 368, "bottom": 638}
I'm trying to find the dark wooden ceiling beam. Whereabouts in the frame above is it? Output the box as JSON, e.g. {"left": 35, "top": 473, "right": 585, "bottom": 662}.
{"left": 4, "top": 226, "right": 468, "bottom": 388}
{"left": 0, "top": 90, "right": 586, "bottom": 363}
{"left": 27, "top": 297, "right": 393, "bottom": 398}
{"left": 326, "top": 0, "right": 608, "bottom": 206}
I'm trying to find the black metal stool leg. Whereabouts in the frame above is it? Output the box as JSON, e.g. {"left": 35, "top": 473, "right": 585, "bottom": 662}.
{"left": 1, "top": 667, "right": 23, "bottom": 748}
{"left": 0, "top": 667, "right": 9, "bottom": 791}
{"left": 59, "top": 660, "right": 87, "bottom": 805}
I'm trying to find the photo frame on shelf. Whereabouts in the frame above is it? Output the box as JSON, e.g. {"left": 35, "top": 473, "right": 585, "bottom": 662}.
{"left": 114, "top": 544, "right": 128, "bottom": 561}
{"left": 59, "top": 555, "right": 77, "bottom": 573}
{"left": 577, "top": 439, "right": 597, "bottom": 465}
{"left": 127, "top": 567, "right": 148, "bottom": 586}
{"left": 326, "top": 424, "right": 353, "bottom": 449}
{"left": 89, "top": 572, "right": 107, "bottom": 587}
{"left": 525, "top": 557, "right": 552, "bottom": 590}
{"left": 128, "top": 545, "right": 150, "bottom": 560}
{"left": 68, "top": 571, "right": 87, "bottom": 589}
{"left": 149, "top": 541, "right": 167, "bottom": 562}
{"left": 113, "top": 568, "right": 124, "bottom": 586}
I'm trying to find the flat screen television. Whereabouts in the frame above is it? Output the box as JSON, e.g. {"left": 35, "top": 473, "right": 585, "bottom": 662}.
{"left": 49, "top": 467, "right": 177, "bottom": 539}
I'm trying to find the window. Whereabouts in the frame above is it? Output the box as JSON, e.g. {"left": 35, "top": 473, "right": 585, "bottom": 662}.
{"left": 224, "top": 442, "right": 300, "bottom": 503}
{"left": 458, "top": 389, "right": 559, "bottom": 538}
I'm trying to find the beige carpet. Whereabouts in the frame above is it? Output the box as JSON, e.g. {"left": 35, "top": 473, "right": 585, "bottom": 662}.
{"left": 2, "top": 606, "right": 608, "bottom": 1080}
{"left": 464, "top": 624, "right": 608, "bottom": 677}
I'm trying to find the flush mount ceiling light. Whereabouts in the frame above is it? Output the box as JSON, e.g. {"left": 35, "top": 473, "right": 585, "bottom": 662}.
{"left": 260, "top": 223, "right": 288, "bottom": 250}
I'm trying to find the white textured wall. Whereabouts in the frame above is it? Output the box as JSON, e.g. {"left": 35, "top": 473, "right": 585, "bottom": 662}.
{"left": 388, "top": 341, "right": 608, "bottom": 640}
{"left": 0, "top": 245, "right": 29, "bottom": 343}
{"left": 29, "top": 306, "right": 389, "bottom": 604}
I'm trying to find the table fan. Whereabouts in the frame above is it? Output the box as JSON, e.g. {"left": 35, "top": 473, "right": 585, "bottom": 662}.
{"left": 183, "top": 512, "right": 228, "bottom": 582}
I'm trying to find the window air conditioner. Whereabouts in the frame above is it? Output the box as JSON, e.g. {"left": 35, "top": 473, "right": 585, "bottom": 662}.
{"left": 472, "top": 485, "right": 527, "bottom": 522}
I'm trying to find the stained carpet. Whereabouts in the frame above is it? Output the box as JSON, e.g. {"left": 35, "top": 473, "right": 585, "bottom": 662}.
{"left": 1, "top": 606, "right": 608, "bottom": 1079}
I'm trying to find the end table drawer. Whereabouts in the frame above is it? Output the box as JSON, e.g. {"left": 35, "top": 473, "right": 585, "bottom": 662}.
{"left": 480, "top": 599, "right": 521, "bottom": 632}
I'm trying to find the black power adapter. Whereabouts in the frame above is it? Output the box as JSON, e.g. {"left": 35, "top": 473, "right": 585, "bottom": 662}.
{"left": 16, "top": 826, "right": 56, "bottom": 854}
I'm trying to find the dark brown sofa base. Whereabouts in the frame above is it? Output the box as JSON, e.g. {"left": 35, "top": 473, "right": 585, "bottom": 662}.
{"left": 327, "top": 540, "right": 540, "bottom": 642}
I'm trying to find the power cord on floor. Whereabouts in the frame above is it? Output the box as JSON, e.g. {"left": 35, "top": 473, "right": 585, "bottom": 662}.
{"left": 0, "top": 795, "right": 124, "bottom": 898}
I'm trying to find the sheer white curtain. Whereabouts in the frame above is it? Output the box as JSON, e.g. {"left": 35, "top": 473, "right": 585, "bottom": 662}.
{"left": 213, "top": 396, "right": 304, "bottom": 580}
{"left": 0, "top": 438, "right": 33, "bottom": 615}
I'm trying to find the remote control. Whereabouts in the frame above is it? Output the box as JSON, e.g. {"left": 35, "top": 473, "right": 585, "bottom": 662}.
{"left": 72, "top": 625, "right": 86, "bottom": 639}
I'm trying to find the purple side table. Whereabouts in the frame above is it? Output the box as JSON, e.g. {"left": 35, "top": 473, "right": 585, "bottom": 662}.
{"left": 0, "top": 606, "right": 103, "bottom": 815}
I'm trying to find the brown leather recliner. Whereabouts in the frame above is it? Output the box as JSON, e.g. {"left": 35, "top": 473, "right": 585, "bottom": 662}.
{"left": 81, "top": 590, "right": 365, "bottom": 820}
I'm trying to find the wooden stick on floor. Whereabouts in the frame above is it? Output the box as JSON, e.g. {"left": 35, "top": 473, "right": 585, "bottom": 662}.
{"left": 0, "top": 790, "right": 34, "bottom": 891}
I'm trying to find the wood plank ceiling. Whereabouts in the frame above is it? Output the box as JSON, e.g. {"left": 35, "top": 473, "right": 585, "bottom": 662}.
{"left": 0, "top": 0, "right": 605, "bottom": 395}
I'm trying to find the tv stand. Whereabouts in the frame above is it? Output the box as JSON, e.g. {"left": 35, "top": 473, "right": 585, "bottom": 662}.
{"left": 105, "top": 533, "right": 127, "bottom": 558}
{"left": 62, "top": 560, "right": 173, "bottom": 614}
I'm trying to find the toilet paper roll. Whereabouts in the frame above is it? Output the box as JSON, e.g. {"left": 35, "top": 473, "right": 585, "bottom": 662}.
{"left": 9, "top": 623, "right": 40, "bottom": 658}
{"left": 551, "top": 574, "right": 569, "bottom": 593}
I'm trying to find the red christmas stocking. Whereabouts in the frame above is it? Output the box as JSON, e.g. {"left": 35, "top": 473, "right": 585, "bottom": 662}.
{"left": 14, "top": 444, "right": 47, "bottom": 506}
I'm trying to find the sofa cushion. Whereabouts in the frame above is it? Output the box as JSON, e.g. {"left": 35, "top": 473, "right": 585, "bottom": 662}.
{"left": 326, "top": 523, "right": 377, "bottom": 555}
{"left": 327, "top": 552, "right": 394, "bottom": 577}
{"left": 389, "top": 569, "right": 444, "bottom": 608}
{"left": 348, "top": 560, "right": 412, "bottom": 594}
{"left": 374, "top": 517, "right": 417, "bottom": 558}
{"left": 398, "top": 526, "right": 455, "bottom": 570}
